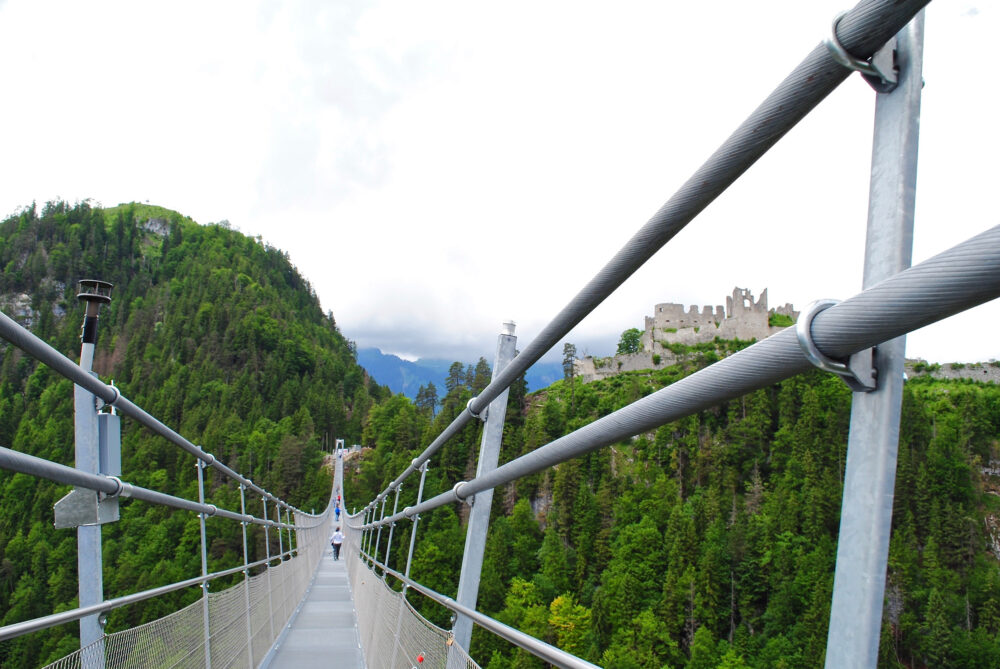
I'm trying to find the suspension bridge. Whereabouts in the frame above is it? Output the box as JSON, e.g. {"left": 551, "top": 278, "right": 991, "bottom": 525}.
{"left": 1, "top": 0, "right": 999, "bottom": 666}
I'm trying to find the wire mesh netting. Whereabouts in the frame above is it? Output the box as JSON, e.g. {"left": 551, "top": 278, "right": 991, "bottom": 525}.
{"left": 343, "top": 524, "right": 481, "bottom": 669}
{"left": 42, "top": 511, "right": 330, "bottom": 669}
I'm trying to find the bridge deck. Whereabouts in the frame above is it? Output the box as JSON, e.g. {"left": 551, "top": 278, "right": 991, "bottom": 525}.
{"left": 262, "top": 545, "right": 363, "bottom": 668}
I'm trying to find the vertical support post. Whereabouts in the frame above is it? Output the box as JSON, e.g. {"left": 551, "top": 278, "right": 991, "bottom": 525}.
{"left": 74, "top": 280, "right": 111, "bottom": 666}
{"left": 392, "top": 465, "right": 428, "bottom": 669}
{"left": 452, "top": 322, "right": 517, "bottom": 651}
{"left": 240, "top": 485, "right": 254, "bottom": 668}
{"left": 285, "top": 507, "right": 294, "bottom": 555}
{"left": 262, "top": 497, "right": 275, "bottom": 641}
{"left": 383, "top": 485, "right": 401, "bottom": 580}
{"left": 277, "top": 504, "right": 285, "bottom": 560}
{"left": 197, "top": 460, "right": 212, "bottom": 669}
{"left": 825, "top": 13, "right": 924, "bottom": 669}
{"left": 365, "top": 504, "right": 376, "bottom": 559}
{"left": 359, "top": 506, "right": 369, "bottom": 558}
{"left": 372, "top": 495, "right": 388, "bottom": 569}
{"left": 404, "top": 461, "right": 429, "bottom": 589}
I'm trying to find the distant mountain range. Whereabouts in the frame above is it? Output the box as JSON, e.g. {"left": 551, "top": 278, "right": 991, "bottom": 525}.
{"left": 357, "top": 348, "right": 563, "bottom": 399}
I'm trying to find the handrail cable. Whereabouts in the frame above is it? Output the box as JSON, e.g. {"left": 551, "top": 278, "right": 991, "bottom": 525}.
{"left": 0, "top": 445, "right": 312, "bottom": 530}
{"left": 0, "top": 310, "right": 303, "bottom": 516}
{"left": 365, "top": 223, "right": 1000, "bottom": 528}
{"left": 371, "top": 0, "right": 931, "bottom": 504}
{"left": 358, "top": 549, "right": 598, "bottom": 669}
{"left": 0, "top": 545, "right": 297, "bottom": 643}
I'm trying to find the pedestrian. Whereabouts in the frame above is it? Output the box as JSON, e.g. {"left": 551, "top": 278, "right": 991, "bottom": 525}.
{"left": 330, "top": 526, "right": 345, "bottom": 561}
{"left": 335, "top": 505, "right": 341, "bottom": 521}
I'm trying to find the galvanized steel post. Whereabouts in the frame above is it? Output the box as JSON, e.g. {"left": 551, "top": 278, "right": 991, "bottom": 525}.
{"left": 383, "top": 485, "right": 401, "bottom": 580}
{"left": 240, "top": 485, "right": 253, "bottom": 667}
{"left": 262, "top": 497, "right": 275, "bottom": 640}
{"left": 361, "top": 505, "right": 371, "bottom": 559}
{"left": 73, "top": 280, "right": 111, "bottom": 665}
{"left": 372, "top": 495, "right": 388, "bottom": 569}
{"left": 277, "top": 505, "right": 284, "bottom": 560}
{"left": 453, "top": 322, "right": 517, "bottom": 651}
{"left": 825, "top": 12, "right": 924, "bottom": 669}
{"left": 197, "top": 460, "right": 212, "bottom": 669}
{"left": 403, "top": 461, "right": 429, "bottom": 593}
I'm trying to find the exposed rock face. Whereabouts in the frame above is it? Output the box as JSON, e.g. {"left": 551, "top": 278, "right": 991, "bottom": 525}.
{"left": 143, "top": 217, "right": 170, "bottom": 237}
{"left": 0, "top": 292, "right": 38, "bottom": 328}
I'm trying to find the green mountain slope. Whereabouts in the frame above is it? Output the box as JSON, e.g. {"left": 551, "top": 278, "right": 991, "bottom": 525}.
{"left": 0, "top": 201, "right": 387, "bottom": 666}
{"left": 348, "top": 343, "right": 1000, "bottom": 668}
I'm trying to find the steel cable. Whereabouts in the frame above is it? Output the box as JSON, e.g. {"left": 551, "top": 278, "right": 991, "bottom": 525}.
{"left": 371, "top": 0, "right": 932, "bottom": 502}
{"left": 368, "top": 223, "right": 1000, "bottom": 527}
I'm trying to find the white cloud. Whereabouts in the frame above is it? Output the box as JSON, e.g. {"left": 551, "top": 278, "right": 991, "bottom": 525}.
{"left": 0, "top": 0, "right": 995, "bottom": 365}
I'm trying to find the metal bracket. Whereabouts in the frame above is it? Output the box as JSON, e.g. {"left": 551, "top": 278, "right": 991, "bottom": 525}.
{"left": 826, "top": 11, "right": 897, "bottom": 93}
{"left": 796, "top": 300, "right": 877, "bottom": 392}
{"left": 54, "top": 487, "right": 119, "bottom": 527}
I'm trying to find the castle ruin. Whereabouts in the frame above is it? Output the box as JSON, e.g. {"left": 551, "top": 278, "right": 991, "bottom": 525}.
{"left": 576, "top": 287, "right": 799, "bottom": 382}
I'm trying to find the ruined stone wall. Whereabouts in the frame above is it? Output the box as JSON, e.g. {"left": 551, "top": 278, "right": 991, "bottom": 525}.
{"left": 575, "top": 349, "right": 683, "bottom": 383}
{"left": 904, "top": 360, "right": 1000, "bottom": 384}
{"left": 642, "top": 287, "right": 797, "bottom": 352}
{"left": 584, "top": 287, "right": 805, "bottom": 383}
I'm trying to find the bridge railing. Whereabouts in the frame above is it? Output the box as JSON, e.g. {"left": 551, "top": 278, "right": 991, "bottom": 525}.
{"left": 0, "top": 307, "right": 336, "bottom": 666}
{"left": 348, "top": 1, "right": 1000, "bottom": 667}
{"left": 342, "top": 516, "right": 483, "bottom": 669}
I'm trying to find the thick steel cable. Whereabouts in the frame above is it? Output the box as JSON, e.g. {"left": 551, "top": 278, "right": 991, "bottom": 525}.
{"left": 0, "top": 311, "right": 302, "bottom": 516}
{"left": 372, "top": 0, "right": 932, "bottom": 502}
{"left": 362, "top": 224, "right": 1000, "bottom": 528}
{"left": 0, "top": 554, "right": 274, "bottom": 642}
{"left": 0, "top": 445, "right": 298, "bottom": 529}
{"left": 0, "top": 474, "right": 339, "bottom": 644}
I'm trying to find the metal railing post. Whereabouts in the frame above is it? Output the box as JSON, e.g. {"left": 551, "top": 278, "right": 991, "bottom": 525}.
{"left": 372, "top": 495, "right": 388, "bottom": 570}
{"left": 262, "top": 497, "right": 275, "bottom": 641}
{"left": 240, "top": 484, "right": 253, "bottom": 668}
{"left": 825, "top": 12, "right": 924, "bottom": 668}
{"left": 277, "top": 505, "right": 285, "bottom": 560}
{"left": 392, "top": 462, "right": 429, "bottom": 669}
{"left": 404, "top": 461, "right": 429, "bottom": 594}
{"left": 365, "top": 504, "right": 376, "bottom": 559}
{"left": 452, "top": 322, "right": 517, "bottom": 652}
{"left": 197, "top": 460, "right": 212, "bottom": 669}
{"left": 383, "top": 485, "right": 401, "bottom": 580}
{"left": 359, "top": 506, "right": 369, "bottom": 559}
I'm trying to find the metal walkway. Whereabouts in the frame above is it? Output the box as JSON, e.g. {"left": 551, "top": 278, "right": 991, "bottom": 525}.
{"left": 263, "top": 547, "right": 364, "bottom": 669}
{"left": 264, "top": 454, "right": 362, "bottom": 668}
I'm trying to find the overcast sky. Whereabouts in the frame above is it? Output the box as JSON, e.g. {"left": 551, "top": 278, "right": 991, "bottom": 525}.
{"left": 1, "top": 1, "right": 996, "bottom": 366}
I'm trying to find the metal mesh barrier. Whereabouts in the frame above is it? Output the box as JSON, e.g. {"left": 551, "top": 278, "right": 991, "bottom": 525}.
{"left": 42, "top": 511, "right": 331, "bottom": 669}
{"left": 344, "top": 525, "right": 480, "bottom": 669}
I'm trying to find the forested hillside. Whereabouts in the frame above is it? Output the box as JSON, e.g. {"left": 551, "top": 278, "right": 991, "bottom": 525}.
{"left": 346, "top": 343, "right": 1000, "bottom": 668}
{"left": 0, "top": 201, "right": 388, "bottom": 666}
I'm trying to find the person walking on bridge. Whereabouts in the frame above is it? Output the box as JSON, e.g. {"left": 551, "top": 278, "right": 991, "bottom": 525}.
{"left": 330, "top": 526, "right": 345, "bottom": 561}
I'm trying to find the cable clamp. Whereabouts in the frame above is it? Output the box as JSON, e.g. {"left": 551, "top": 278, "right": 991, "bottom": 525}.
{"left": 826, "top": 11, "right": 897, "bottom": 93}
{"left": 453, "top": 481, "right": 473, "bottom": 505}
{"left": 104, "top": 475, "right": 130, "bottom": 498}
{"left": 796, "top": 300, "right": 876, "bottom": 392}
{"left": 466, "top": 398, "right": 488, "bottom": 422}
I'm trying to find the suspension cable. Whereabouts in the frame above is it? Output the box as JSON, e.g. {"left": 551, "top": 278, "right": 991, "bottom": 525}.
{"left": 0, "top": 310, "right": 305, "bottom": 517}
{"left": 366, "top": 223, "right": 1000, "bottom": 528}
{"left": 370, "top": 0, "right": 932, "bottom": 502}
